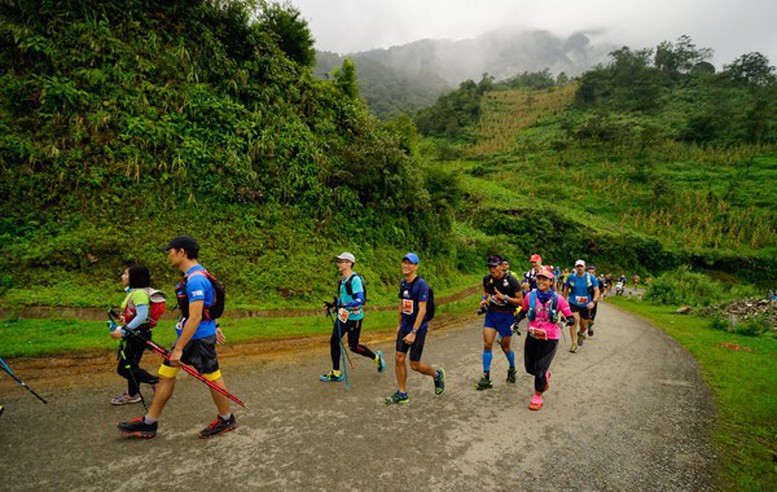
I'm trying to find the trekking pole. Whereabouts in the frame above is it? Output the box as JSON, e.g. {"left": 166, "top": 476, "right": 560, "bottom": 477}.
{"left": 108, "top": 311, "right": 148, "bottom": 410}
{"left": 109, "top": 311, "right": 248, "bottom": 408}
{"left": 0, "top": 357, "right": 48, "bottom": 404}
{"left": 118, "top": 341, "right": 148, "bottom": 411}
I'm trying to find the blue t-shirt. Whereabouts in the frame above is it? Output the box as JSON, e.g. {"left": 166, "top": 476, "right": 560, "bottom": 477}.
{"left": 178, "top": 265, "right": 217, "bottom": 341}
{"left": 398, "top": 277, "right": 430, "bottom": 334}
{"left": 339, "top": 273, "right": 365, "bottom": 321}
{"left": 565, "top": 272, "right": 598, "bottom": 307}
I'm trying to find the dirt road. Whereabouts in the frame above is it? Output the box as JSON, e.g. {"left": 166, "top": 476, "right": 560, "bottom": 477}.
{"left": 0, "top": 303, "right": 716, "bottom": 490}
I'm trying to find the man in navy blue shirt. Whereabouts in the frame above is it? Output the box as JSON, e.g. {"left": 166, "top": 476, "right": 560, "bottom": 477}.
{"left": 384, "top": 253, "right": 445, "bottom": 405}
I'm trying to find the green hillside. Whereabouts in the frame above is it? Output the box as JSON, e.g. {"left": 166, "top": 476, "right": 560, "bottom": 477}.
{"left": 416, "top": 37, "right": 777, "bottom": 284}
{"left": 0, "top": 1, "right": 474, "bottom": 309}
{"left": 1, "top": 4, "right": 774, "bottom": 314}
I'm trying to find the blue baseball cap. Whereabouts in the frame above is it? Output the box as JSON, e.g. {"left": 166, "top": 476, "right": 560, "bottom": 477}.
{"left": 402, "top": 252, "right": 420, "bottom": 264}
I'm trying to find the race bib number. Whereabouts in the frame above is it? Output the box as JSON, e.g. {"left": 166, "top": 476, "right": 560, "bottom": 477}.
{"left": 338, "top": 308, "right": 349, "bottom": 323}
{"left": 575, "top": 296, "right": 589, "bottom": 304}
{"left": 402, "top": 299, "right": 414, "bottom": 315}
{"left": 529, "top": 327, "right": 548, "bottom": 340}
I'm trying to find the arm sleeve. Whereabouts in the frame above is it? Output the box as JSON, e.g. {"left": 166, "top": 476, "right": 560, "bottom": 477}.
{"left": 125, "top": 304, "right": 149, "bottom": 331}
{"left": 344, "top": 291, "right": 365, "bottom": 307}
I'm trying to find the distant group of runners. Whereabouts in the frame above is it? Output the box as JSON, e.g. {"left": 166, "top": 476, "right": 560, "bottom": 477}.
{"left": 18, "top": 235, "right": 625, "bottom": 438}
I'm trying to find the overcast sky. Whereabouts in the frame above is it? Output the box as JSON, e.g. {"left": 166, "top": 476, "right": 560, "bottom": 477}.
{"left": 287, "top": 0, "right": 777, "bottom": 68}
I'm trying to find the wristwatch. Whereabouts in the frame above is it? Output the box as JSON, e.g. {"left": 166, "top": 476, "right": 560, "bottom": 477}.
{"left": 412, "top": 328, "right": 418, "bottom": 334}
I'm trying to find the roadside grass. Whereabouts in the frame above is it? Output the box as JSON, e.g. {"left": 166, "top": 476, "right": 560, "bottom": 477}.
{"left": 0, "top": 292, "right": 481, "bottom": 359}
{"left": 607, "top": 296, "right": 777, "bottom": 489}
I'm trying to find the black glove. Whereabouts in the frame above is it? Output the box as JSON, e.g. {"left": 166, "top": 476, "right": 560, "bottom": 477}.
{"left": 324, "top": 301, "right": 335, "bottom": 310}
{"left": 564, "top": 317, "right": 575, "bottom": 327}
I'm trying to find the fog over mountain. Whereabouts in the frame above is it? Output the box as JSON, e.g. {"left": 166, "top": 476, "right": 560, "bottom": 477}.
{"left": 316, "top": 27, "right": 615, "bottom": 118}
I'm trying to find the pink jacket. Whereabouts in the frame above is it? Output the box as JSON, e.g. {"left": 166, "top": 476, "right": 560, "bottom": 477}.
{"left": 521, "top": 292, "right": 573, "bottom": 340}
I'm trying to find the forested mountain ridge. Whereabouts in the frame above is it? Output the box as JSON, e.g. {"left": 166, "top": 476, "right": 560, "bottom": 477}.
{"left": 315, "top": 28, "right": 613, "bottom": 118}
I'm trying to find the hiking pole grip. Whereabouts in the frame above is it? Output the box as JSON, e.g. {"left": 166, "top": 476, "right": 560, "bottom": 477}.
{"left": 124, "top": 332, "right": 248, "bottom": 409}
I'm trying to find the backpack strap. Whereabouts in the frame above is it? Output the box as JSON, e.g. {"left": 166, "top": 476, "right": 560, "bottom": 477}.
{"left": 344, "top": 273, "right": 358, "bottom": 297}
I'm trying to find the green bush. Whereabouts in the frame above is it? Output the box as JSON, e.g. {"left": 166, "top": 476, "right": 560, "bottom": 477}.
{"left": 644, "top": 266, "right": 759, "bottom": 307}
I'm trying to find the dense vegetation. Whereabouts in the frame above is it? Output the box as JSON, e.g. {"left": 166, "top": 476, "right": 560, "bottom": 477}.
{"left": 414, "top": 36, "right": 776, "bottom": 285}
{"left": 0, "top": 3, "right": 774, "bottom": 313}
{"left": 0, "top": 0, "right": 471, "bottom": 308}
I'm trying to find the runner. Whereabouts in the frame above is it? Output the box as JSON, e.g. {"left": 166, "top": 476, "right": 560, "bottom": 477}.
{"left": 558, "top": 267, "right": 570, "bottom": 291}
{"left": 477, "top": 255, "right": 523, "bottom": 389}
{"left": 118, "top": 235, "right": 235, "bottom": 439}
{"left": 514, "top": 268, "right": 575, "bottom": 410}
{"left": 384, "top": 253, "right": 445, "bottom": 405}
{"left": 522, "top": 254, "right": 544, "bottom": 293}
{"left": 587, "top": 265, "right": 601, "bottom": 336}
{"left": 501, "top": 257, "right": 512, "bottom": 278}
{"left": 109, "top": 264, "right": 159, "bottom": 405}
{"left": 563, "top": 259, "right": 600, "bottom": 353}
{"left": 632, "top": 273, "right": 641, "bottom": 290}
{"left": 553, "top": 265, "right": 562, "bottom": 286}
{"left": 320, "top": 252, "right": 385, "bottom": 382}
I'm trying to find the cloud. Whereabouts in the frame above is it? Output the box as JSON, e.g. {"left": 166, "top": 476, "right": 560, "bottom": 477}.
{"left": 288, "top": 0, "right": 777, "bottom": 66}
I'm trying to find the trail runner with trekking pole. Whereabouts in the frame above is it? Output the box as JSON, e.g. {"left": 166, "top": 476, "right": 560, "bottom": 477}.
{"left": 319, "top": 252, "right": 385, "bottom": 385}
{"left": 117, "top": 235, "right": 239, "bottom": 439}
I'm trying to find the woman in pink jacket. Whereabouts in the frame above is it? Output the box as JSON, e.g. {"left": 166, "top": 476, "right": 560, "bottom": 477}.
{"left": 514, "top": 268, "right": 575, "bottom": 410}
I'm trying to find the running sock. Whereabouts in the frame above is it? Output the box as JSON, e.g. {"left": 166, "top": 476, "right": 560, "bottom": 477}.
{"left": 482, "top": 350, "right": 493, "bottom": 374}
{"left": 219, "top": 413, "right": 232, "bottom": 421}
{"left": 143, "top": 416, "right": 157, "bottom": 425}
{"left": 506, "top": 350, "right": 516, "bottom": 368}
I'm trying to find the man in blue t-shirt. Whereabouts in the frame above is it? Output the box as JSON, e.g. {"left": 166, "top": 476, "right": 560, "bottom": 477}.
{"left": 384, "top": 253, "right": 445, "bottom": 405}
{"left": 563, "top": 259, "right": 600, "bottom": 353}
{"left": 319, "top": 252, "right": 386, "bottom": 382}
{"left": 118, "top": 235, "right": 235, "bottom": 440}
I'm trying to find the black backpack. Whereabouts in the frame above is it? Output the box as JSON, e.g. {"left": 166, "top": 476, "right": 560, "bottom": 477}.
{"left": 344, "top": 273, "right": 367, "bottom": 304}
{"left": 176, "top": 269, "right": 226, "bottom": 321}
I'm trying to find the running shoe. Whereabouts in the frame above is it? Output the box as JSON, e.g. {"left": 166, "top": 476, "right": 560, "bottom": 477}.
{"left": 434, "top": 368, "right": 446, "bottom": 396}
{"left": 577, "top": 332, "right": 585, "bottom": 346}
{"left": 199, "top": 414, "right": 237, "bottom": 439}
{"left": 375, "top": 351, "right": 386, "bottom": 373}
{"left": 384, "top": 391, "right": 410, "bottom": 405}
{"left": 588, "top": 327, "right": 594, "bottom": 337}
{"left": 506, "top": 367, "right": 517, "bottom": 384}
{"left": 528, "top": 393, "right": 543, "bottom": 411}
{"left": 476, "top": 375, "right": 493, "bottom": 390}
{"left": 0, "top": 405, "right": 4, "bottom": 418}
{"left": 117, "top": 417, "right": 157, "bottom": 438}
{"left": 111, "top": 392, "right": 142, "bottom": 405}
{"left": 569, "top": 343, "right": 578, "bottom": 353}
{"left": 319, "top": 370, "right": 343, "bottom": 382}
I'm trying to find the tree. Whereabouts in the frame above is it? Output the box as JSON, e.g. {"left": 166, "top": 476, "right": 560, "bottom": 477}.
{"left": 654, "top": 35, "right": 713, "bottom": 78}
{"left": 723, "top": 52, "right": 776, "bottom": 87}
{"left": 334, "top": 58, "right": 359, "bottom": 99}
{"left": 259, "top": 1, "right": 316, "bottom": 67}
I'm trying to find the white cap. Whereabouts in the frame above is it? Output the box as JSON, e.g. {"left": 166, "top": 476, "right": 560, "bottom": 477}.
{"left": 336, "top": 252, "right": 356, "bottom": 264}
{"left": 575, "top": 259, "right": 586, "bottom": 267}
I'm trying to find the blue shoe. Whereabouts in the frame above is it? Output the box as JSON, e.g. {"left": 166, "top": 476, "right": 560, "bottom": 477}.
{"left": 384, "top": 390, "right": 409, "bottom": 405}
{"left": 375, "top": 351, "right": 386, "bottom": 373}
{"left": 319, "top": 370, "right": 343, "bottom": 382}
{"left": 434, "top": 368, "right": 446, "bottom": 395}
